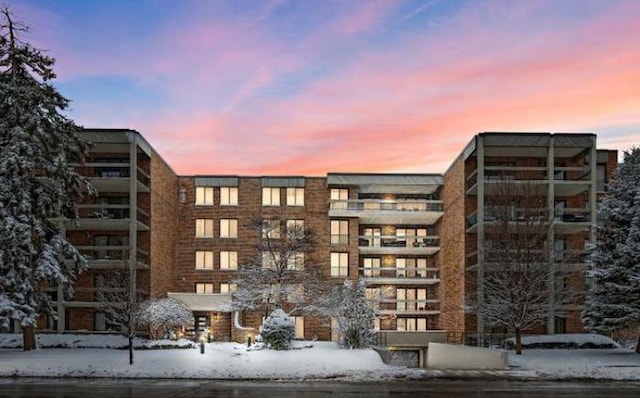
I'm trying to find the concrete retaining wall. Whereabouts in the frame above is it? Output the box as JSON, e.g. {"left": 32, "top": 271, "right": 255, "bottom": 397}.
{"left": 427, "top": 342, "right": 508, "bottom": 369}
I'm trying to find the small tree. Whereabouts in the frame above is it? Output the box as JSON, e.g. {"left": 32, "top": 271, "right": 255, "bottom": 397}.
{"left": 232, "top": 217, "right": 325, "bottom": 318}
{"left": 475, "top": 180, "right": 573, "bottom": 354}
{"left": 314, "top": 279, "right": 375, "bottom": 349}
{"left": 140, "top": 297, "right": 194, "bottom": 340}
{"left": 0, "top": 7, "right": 94, "bottom": 350}
{"left": 582, "top": 148, "right": 640, "bottom": 353}
{"left": 260, "top": 308, "right": 295, "bottom": 350}
{"left": 97, "top": 270, "right": 145, "bottom": 364}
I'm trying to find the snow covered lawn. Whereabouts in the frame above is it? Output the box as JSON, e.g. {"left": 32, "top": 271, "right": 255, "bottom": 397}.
{"left": 0, "top": 340, "right": 421, "bottom": 381}
{"left": 1, "top": 333, "right": 639, "bottom": 381}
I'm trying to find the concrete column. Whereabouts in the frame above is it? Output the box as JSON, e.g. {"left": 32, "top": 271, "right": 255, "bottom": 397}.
{"left": 128, "top": 136, "right": 138, "bottom": 309}
{"left": 589, "top": 138, "right": 597, "bottom": 243}
{"left": 547, "top": 136, "right": 556, "bottom": 334}
{"left": 476, "top": 137, "right": 485, "bottom": 344}
{"left": 57, "top": 223, "right": 66, "bottom": 332}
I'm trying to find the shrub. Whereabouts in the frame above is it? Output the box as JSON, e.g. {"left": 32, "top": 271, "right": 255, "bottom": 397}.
{"left": 260, "top": 309, "right": 295, "bottom": 350}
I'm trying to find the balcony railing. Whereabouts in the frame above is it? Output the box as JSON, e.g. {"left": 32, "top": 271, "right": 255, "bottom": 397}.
{"left": 360, "top": 267, "right": 439, "bottom": 279}
{"left": 330, "top": 199, "right": 443, "bottom": 212}
{"left": 78, "top": 204, "right": 129, "bottom": 220}
{"left": 358, "top": 236, "right": 439, "bottom": 249}
{"left": 553, "top": 167, "right": 590, "bottom": 181}
{"left": 554, "top": 208, "right": 590, "bottom": 222}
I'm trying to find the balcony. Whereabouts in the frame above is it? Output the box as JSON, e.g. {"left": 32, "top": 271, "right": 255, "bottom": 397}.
{"left": 73, "top": 163, "right": 150, "bottom": 193}
{"left": 68, "top": 205, "right": 150, "bottom": 231}
{"left": 375, "top": 300, "right": 440, "bottom": 316}
{"left": 75, "top": 245, "right": 150, "bottom": 269}
{"left": 554, "top": 167, "right": 590, "bottom": 196}
{"left": 554, "top": 208, "right": 592, "bottom": 234}
{"left": 358, "top": 236, "right": 440, "bottom": 255}
{"left": 329, "top": 199, "right": 443, "bottom": 225}
{"left": 361, "top": 267, "right": 440, "bottom": 285}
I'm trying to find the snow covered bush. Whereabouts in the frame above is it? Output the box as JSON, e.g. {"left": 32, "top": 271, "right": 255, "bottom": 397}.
{"left": 139, "top": 298, "right": 194, "bottom": 340}
{"left": 260, "top": 309, "right": 295, "bottom": 350}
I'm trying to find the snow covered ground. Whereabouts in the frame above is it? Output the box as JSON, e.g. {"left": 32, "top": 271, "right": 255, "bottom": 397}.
{"left": 0, "top": 333, "right": 638, "bottom": 381}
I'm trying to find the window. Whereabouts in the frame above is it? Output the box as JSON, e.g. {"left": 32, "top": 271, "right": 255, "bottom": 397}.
{"left": 195, "top": 251, "right": 214, "bottom": 270}
{"left": 287, "top": 252, "right": 304, "bottom": 270}
{"left": 220, "top": 251, "right": 238, "bottom": 270}
{"left": 365, "top": 288, "right": 380, "bottom": 310}
{"left": 286, "top": 187, "right": 304, "bottom": 206}
{"left": 262, "top": 252, "right": 281, "bottom": 269}
{"left": 261, "top": 219, "right": 281, "bottom": 239}
{"left": 330, "top": 220, "right": 349, "bottom": 245}
{"left": 262, "top": 187, "right": 280, "bottom": 206}
{"left": 286, "top": 219, "right": 305, "bottom": 238}
{"left": 292, "top": 316, "right": 304, "bottom": 339}
{"left": 330, "top": 188, "right": 348, "bottom": 209}
{"left": 195, "top": 219, "right": 214, "bottom": 238}
{"left": 220, "top": 283, "right": 237, "bottom": 293}
{"left": 195, "top": 187, "right": 214, "bottom": 205}
{"left": 220, "top": 187, "right": 238, "bottom": 206}
{"left": 363, "top": 258, "right": 380, "bottom": 277}
{"left": 220, "top": 219, "right": 238, "bottom": 238}
{"left": 196, "top": 283, "right": 214, "bottom": 294}
{"left": 288, "top": 284, "right": 304, "bottom": 303}
{"left": 330, "top": 252, "right": 348, "bottom": 277}
{"left": 397, "top": 318, "right": 427, "bottom": 331}
{"left": 397, "top": 288, "right": 427, "bottom": 311}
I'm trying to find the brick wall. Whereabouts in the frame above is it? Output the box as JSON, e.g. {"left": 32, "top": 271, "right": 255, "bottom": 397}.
{"left": 150, "top": 153, "right": 178, "bottom": 297}
{"left": 439, "top": 155, "right": 466, "bottom": 334}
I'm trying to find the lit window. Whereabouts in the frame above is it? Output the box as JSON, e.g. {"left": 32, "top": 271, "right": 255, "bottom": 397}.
{"left": 262, "top": 187, "right": 280, "bottom": 206}
{"left": 286, "top": 219, "right": 305, "bottom": 239}
{"left": 261, "top": 219, "right": 281, "bottom": 239}
{"left": 195, "top": 187, "right": 214, "bottom": 205}
{"left": 287, "top": 284, "right": 304, "bottom": 303}
{"left": 196, "top": 283, "right": 213, "bottom": 294}
{"left": 220, "top": 187, "right": 238, "bottom": 206}
{"left": 220, "top": 283, "right": 237, "bottom": 293}
{"left": 286, "top": 187, "right": 304, "bottom": 206}
{"left": 220, "top": 251, "right": 238, "bottom": 270}
{"left": 262, "top": 252, "right": 281, "bottom": 269}
{"left": 195, "top": 219, "right": 214, "bottom": 238}
{"left": 287, "top": 252, "right": 304, "bottom": 270}
{"left": 292, "top": 316, "right": 304, "bottom": 339}
{"left": 363, "top": 258, "right": 380, "bottom": 277}
{"left": 330, "top": 220, "right": 349, "bottom": 245}
{"left": 330, "top": 252, "right": 348, "bottom": 277}
{"left": 330, "top": 189, "right": 348, "bottom": 209}
{"left": 195, "top": 251, "right": 214, "bottom": 269}
{"left": 220, "top": 219, "right": 238, "bottom": 238}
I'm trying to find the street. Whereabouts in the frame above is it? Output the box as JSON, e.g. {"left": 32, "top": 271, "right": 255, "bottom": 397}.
{"left": 1, "top": 379, "right": 639, "bottom": 397}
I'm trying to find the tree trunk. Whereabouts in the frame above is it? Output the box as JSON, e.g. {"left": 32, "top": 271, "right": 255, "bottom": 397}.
{"left": 23, "top": 326, "right": 37, "bottom": 351}
{"left": 635, "top": 333, "right": 640, "bottom": 354}
{"left": 515, "top": 329, "right": 523, "bottom": 355}
{"left": 128, "top": 335, "right": 134, "bottom": 365}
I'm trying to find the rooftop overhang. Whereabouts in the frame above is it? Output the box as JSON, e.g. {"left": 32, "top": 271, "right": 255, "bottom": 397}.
{"left": 168, "top": 292, "right": 232, "bottom": 312}
{"left": 327, "top": 174, "right": 442, "bottom": 195}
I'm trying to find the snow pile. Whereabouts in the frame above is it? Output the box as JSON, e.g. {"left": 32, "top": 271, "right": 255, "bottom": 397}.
{"left": 508, "top": 348, "right": 640, "bottom": 380}
{"left": 505, "top": 334, "right": 620, "bottom": 349}
{"left": 0, "top": 333, "right": 194, "bottom": 349}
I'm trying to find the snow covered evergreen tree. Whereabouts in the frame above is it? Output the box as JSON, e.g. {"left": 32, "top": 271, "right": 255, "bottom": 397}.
{"left": 0, "top": 7, "right": 93, "bottom": 350}
{"left": 140, "top": 297, "right": 194, "bottom": 340}
{"left": 582, "top": 148, "right": 640, "bottom": 353}
{"left": 260, "top": 308, "right": 295, "bottom": 350}
{"left": 314, "top": 279, "right": 375, "bottom": 349}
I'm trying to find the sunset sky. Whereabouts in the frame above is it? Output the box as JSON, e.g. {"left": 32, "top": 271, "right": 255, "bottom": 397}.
{"left": 11, "top": 0, "right": 640, "bottom": 175}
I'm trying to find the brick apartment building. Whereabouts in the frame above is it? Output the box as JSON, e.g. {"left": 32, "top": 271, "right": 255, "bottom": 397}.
{"left": 21, "top": 130, "right": 617, "bottom": 343}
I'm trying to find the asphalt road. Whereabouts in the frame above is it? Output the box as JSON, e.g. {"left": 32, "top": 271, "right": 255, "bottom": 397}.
{"left": 1, "top": 379, "right": 639, "bottom": 397}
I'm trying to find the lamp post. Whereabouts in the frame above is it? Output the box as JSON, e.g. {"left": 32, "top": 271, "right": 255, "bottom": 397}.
{"left": 199, "top": 332, "right": 206, "bottom": 354}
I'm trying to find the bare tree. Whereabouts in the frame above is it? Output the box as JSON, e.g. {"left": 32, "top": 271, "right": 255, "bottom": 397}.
{"left": 474, "top": 179, "right": 577, "bottom": 354}
{"left": 139, "top": 297, "right": 194, "bottom": 340}
{"left": 96, "top": 270, "right": 146, "bottom": 364}
{"left": 231, "top": 217, "right": 326, "bottom": 319}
